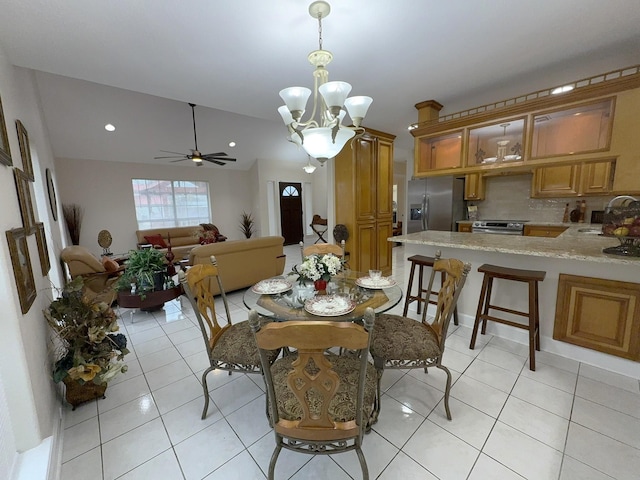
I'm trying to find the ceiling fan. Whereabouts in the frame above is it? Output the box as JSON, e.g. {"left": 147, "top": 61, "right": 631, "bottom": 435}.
{"left": 154, "top": 103, "right": 237, "bottom": 166}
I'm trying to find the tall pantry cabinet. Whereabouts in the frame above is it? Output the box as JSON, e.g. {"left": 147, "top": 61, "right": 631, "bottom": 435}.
{"left": 334, "top": 128, "right": 396, "bottom": 275}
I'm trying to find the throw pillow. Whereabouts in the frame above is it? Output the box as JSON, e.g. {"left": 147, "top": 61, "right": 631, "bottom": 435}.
{"left": 200, "top": 223, "right": 220, "bottom": 235}
{"left": 199, "top": 236, "right": 217, "bottom": 245}
{"left": 102, "top": 257, "right": 120, "bottom": 272}
{"left": 143, "top": 234, "right": 167, "bottom": 248}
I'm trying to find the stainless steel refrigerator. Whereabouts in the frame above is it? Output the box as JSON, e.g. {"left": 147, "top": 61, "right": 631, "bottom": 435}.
{"left": 407, "top": 176, "right": 466, "bottom": 233}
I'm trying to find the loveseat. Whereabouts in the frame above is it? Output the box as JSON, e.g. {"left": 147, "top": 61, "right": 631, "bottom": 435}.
{"left": 188, "top": 236, "right": 286, "bottom": 295}
{"left": 135, "top": 224, "right": 226, "bottom": 259}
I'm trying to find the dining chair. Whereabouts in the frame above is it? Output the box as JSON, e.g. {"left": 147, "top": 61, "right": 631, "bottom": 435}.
{"left": 179, "top": 255, "right": 280, "bottom": 419}
{"left": 369, "top": 252, "right": 470, "bottom": 422}
{"left": 249, "top": 308, "right": 376, "bottom": 480}
{"left": 299, "top": 240, "right": 346, "bottom": 262}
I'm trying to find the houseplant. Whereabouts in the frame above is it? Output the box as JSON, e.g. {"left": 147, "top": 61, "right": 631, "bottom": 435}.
{"left": 293, "top": 253, "right": 343, "bottom": 291}
{"left": 239, "top": 211, "right": 256, "bottom": 239}
{"left": 116, "top": 247, "right": 169, "bottom": 295}
{"left": 44, "top": 277, "right": 129, "bottom": 408}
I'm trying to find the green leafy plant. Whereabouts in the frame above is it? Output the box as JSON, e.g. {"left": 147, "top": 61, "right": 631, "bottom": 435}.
{"left": 44, "top": 277, "right": 129, "bottom": 385}
{"left": 239, "top": 211, "right": 256, "bottom": 239}
{"left": 116, "top": 248, "right": 168, "bottom": 295}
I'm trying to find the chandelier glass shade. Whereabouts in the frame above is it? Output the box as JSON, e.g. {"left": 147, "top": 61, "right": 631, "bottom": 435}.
{"left": 278, "top": 1, "right": 372, "bottom": 164}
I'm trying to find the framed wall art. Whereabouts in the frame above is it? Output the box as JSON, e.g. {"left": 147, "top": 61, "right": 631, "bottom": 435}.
{"left": 0, "top": 94, "right": 11, "bottom": 167}
{"left": 14, "top": 168, "right": 36, "bottom": 233}
{"left": 35, "top": 222, "right": 50, "bottom": 276}
{"left": 45, "top": 168, "right": 58, "bottom": 221}
{"left": 16, "top": 120, "right": 34, "bottom": 181}
{"left": 6, "top": 227, "right": 37, "bottom": 314}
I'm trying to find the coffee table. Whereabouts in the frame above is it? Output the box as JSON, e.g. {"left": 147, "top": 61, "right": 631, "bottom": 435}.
{"left": 117, "top": 285, "right": 183, "bottom": 312}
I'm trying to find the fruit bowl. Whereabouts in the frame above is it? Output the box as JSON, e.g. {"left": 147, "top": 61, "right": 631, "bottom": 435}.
{"left": 601, "top": 196, "right": 640, "bottom": 256}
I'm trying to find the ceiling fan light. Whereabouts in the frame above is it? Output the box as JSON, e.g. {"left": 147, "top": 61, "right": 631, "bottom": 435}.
{"left": 301, "top": 127, "right": 355, "bottom": 160}
{"left": 318, "top": 81, "right": 352, "bottom": 109}
{"left": 192, "top": 157, "right": 203, "bottom": 163}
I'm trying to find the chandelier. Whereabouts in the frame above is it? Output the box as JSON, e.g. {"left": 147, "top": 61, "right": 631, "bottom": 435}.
{"left": 303, "top": 156, "right": 317, "bottom": 174}
{"left": 278, "top": 1, "right": 372, "bottom": 164}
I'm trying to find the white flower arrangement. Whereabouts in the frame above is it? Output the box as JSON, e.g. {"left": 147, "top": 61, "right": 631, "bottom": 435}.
{"left": 294, "top": 253, "right": 343, "bottom": 284}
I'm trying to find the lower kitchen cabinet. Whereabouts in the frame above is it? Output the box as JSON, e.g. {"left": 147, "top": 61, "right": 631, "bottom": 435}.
{"left": 458, "top": 223, "right": 472, "bottom": 233}
{"left": 523, "top": 225, "right": 568, "bottom": 237}
{"left": 554, "top": 274, "right": 640, "bottom": 360}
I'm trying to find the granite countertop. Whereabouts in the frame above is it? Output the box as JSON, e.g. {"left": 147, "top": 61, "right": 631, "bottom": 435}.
{"left": 392, "top": 224, "right": 640, "bottom": 265}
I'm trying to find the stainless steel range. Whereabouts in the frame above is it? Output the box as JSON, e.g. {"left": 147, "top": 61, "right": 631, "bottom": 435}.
{"left": 471, "top": 220, "right": 527, "bottom": 235}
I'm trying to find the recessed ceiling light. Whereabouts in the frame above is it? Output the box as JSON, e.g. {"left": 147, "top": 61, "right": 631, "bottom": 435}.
{"left": 551, "top": 85, "right": 574, "bottom": 95}
{"left": 228, "top": 141, "right": 236, "bottom": 147}
{"left": 104, "top": 123, "right": 115, "bottom": 132}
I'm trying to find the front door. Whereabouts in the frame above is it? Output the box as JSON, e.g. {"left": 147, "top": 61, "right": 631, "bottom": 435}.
{"left": 279, "top": 182, "right": 303, "bottom": 246}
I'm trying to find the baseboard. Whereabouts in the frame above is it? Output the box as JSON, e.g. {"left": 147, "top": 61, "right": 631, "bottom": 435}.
{"left": 12, "top": 405, "right": 63, "bottom": 480}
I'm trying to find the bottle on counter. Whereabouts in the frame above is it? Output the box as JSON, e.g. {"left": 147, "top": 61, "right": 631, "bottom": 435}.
{"left": 569, "top": 201, "right": 581, "bottom": 223}
{"left": 579, "top": 199, "right": 587, "bottom": 223}
{"left": 562, "top": 203, "right": 570, "bottom": 223}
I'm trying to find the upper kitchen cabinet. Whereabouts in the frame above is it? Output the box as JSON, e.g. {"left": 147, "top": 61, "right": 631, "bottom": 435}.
{"left": 410, "top": 65, "right": 640, "bottom": 195}
{"left": 415, "top": 131, "right": 463, "bottom": 174}
{"left": 530, "top": 98, "right": 614, "bottom": 159}
{"left": 467, "top": 118, "right": 525, "bottom": 167}
{"left": 531, "top": 159, "right": 615, "bottom": 197}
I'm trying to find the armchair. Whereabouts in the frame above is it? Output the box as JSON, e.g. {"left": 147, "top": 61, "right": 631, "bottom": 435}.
{"left": 60, "top": 246, "right": 122, "bottom": 306}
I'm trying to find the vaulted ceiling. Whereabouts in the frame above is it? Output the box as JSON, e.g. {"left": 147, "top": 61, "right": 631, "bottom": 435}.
{"left": 1, "top": 0, "right": 639, "bottom": 170}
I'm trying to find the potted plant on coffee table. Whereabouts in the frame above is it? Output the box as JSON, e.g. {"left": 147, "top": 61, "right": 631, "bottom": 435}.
{"left": 116, "top": 247, "right": 169, "bottom": 296}
{"left": 44, "top": 277, "right": 129, "bottom": 409}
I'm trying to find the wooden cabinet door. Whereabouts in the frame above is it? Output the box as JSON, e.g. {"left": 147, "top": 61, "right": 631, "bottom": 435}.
{"left": 355, "top": 222, "right": 376, "bottom": 273}
{"left": 376, "top": 220, "right": 393, "bottom": 275}
{"left": 532, "top": 164, "right": 580, "bottom": 197}
{"left": 581, "top": 161, "right": 613, "bottom": 194}
{"left": 554, "top": 274, "right": 640, "bottom": 360}
{"left": 376, "top": 138, "right": 394, "bottom": 217}
{"left": 354, "top": 137, "right": 376, "bottom": 222}
{"left": 464, "top": 173, "right": 485, "bottom": 200}
{"left": 523, "top": 225, "right": 568, "bottom": 237}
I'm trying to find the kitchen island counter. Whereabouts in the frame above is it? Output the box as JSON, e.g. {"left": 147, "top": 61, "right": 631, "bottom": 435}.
{"left": 390, "top": 225, "right": 640, "bottom": 378}
{"left": 392, "top": 223, "right": 639, "bottom": 265}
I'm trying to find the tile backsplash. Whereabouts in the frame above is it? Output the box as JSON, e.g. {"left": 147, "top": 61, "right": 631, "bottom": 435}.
{"left": 473, "top": 174, "right": 615, "bottom": 223}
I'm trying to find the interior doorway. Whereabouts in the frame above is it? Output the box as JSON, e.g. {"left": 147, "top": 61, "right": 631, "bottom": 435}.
{"left": 279, "top": 182, "right": 303, "bottom": 245}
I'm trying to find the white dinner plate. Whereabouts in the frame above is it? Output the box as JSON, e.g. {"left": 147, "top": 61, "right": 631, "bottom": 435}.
{"left": 304, "top": 295, "right": 356, "bottom": 316}
{"left": 355, "top": 276, "right": 397, "bottom": 289}
{"left": 251, "top": 278, "right": 292, "bottom": 295}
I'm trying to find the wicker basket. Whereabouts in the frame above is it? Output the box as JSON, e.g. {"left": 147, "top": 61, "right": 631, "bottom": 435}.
{"left": 63, "top": 377, "right": 107, "bottom": 410}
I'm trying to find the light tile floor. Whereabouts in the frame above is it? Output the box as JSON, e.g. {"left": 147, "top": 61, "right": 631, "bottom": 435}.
{"left": 61, "top": 243, "right": 640, "bottom": 480}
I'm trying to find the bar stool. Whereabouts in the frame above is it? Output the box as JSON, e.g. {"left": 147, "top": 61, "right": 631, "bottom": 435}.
{"left": 470, "top": 264, "right": 546, "bottom": 370}
{"left": 403, "top": 254, "right": 459, "bottom": 325}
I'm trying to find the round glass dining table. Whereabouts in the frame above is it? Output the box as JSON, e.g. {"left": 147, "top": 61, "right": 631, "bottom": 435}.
{"left": 243, "top": 270, "right": 403, "bottom": 322}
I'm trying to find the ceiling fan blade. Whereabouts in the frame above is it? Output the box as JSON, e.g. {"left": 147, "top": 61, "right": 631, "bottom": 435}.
{"left": 203, "top": 155, "right": 236, "bottom": 162}
{"left": 202, "top": 158, "right": 227, "bottom": 166}
{"left": 169, "top": 158, "right": 189, "bottom": 163}
{"left": 159, "top": 150, "right": 188, "bottom": 155}
{"left": 203, "top": 152, "right": 228, "bottom": 157}
{"left": 154, "top": 155, "right": 186, "bottom": 159}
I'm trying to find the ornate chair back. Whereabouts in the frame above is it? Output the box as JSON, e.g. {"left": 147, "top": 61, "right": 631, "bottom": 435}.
{"left": 249, "top": 308, "right": 376, "bottom": 480}
{"left": 180, "top": 256, "right": 232, "bottom": 358}
{"left": 299, "top": 240, "right": 346, "bottom": 262}
{"left": 423, "top": 256, "right": 469, "bottom": 347}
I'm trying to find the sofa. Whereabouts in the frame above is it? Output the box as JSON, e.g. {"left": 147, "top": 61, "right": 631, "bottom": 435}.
{"left": 188, "top": 236, "right": 286, "bottom": 295}
{"left": 135, "top": 224, "right": 226, "bottom": 259}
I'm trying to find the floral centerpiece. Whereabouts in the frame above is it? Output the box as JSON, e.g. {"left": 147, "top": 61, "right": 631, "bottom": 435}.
{"left": 44, "top": 277, "right": 129, "bottom": 407}
{"left": 293, "top": 253, "right": 343, "bottom": 291}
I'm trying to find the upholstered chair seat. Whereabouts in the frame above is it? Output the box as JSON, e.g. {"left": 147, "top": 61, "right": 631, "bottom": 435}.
{"left": 371, "top": 314, "right": 441, "bottom": 363}
{"left": 211, "top": 318, "right": 280, "bottom": 370}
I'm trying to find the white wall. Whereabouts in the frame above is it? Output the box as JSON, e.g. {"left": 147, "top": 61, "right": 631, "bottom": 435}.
{"left": 0, "top": 51, "right": 62, "bottom": 473}
{"left": 55, "top": 157, "right": 256, "bottom": 256}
